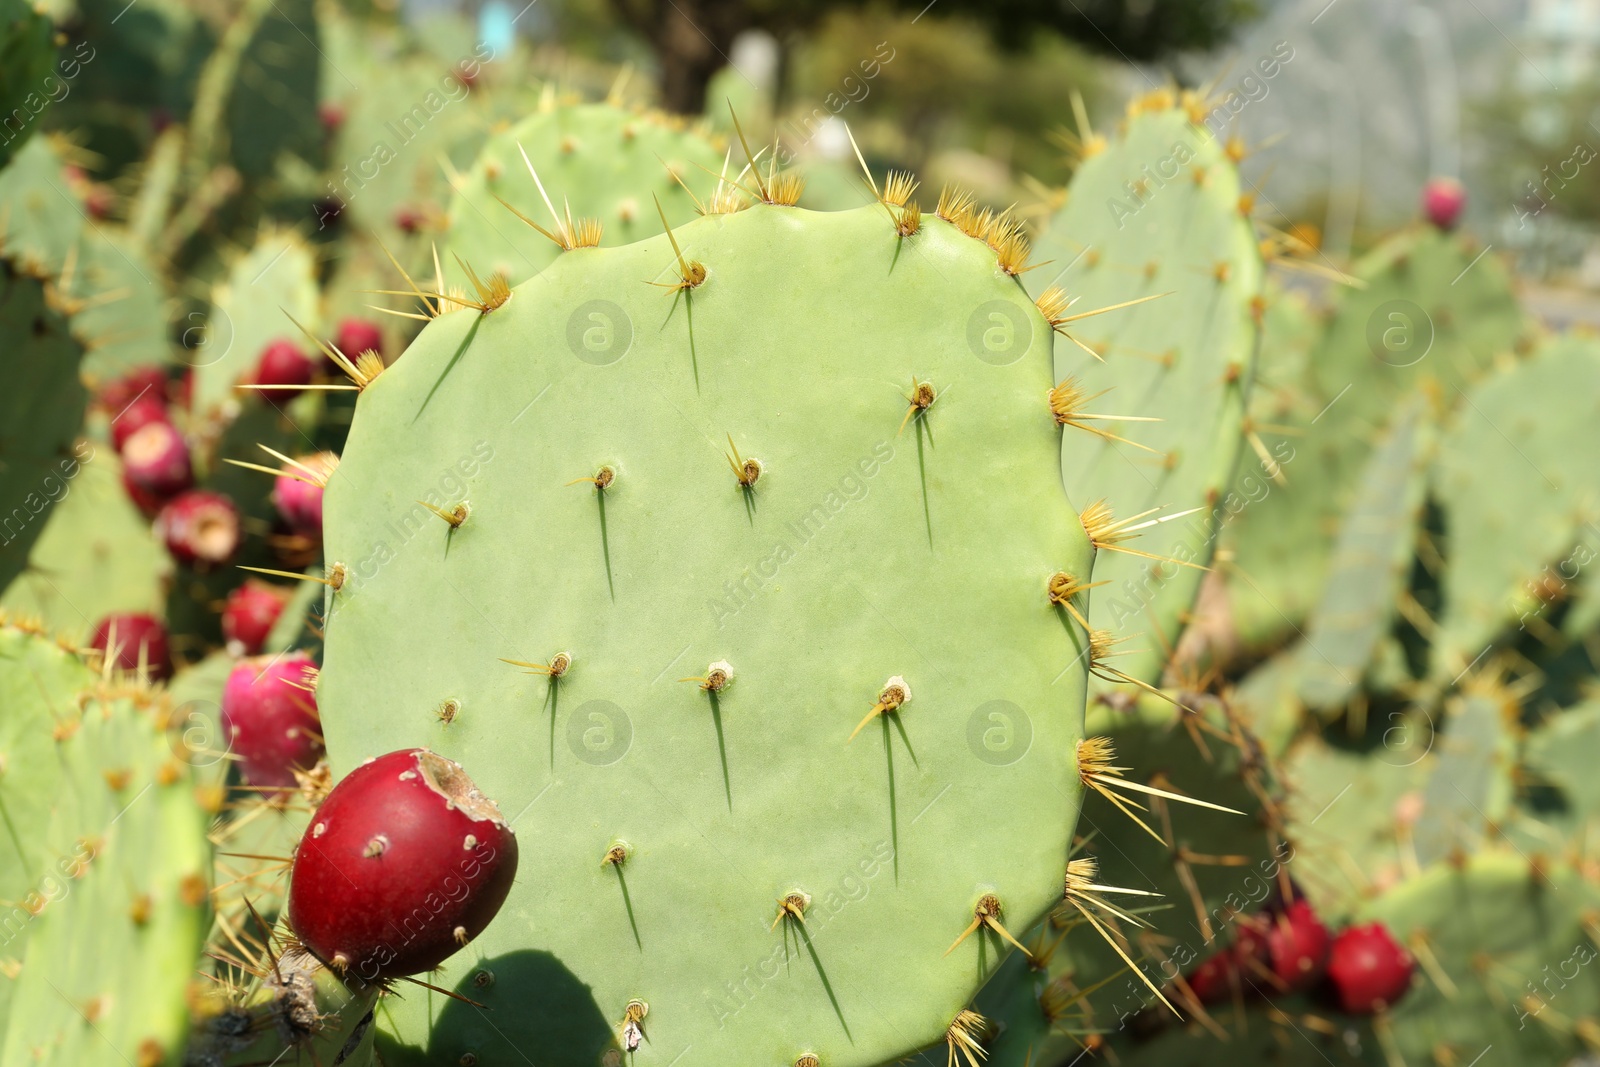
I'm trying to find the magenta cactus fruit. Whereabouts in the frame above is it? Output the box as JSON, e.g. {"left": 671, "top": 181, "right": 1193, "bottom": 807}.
{"left": 221, "top": 652, "right": 324, "bottom": 789}
{"left": 272, "top": 452, "right": 335, "bottom": 537}
{"left": 155, "top": 490, "right": 241, "bottom": 567}
{"left": 1266, "top": 900, "right": 1331, "bottom": 992}
{"left": 120, "top": 421, "right": 193, "bottom": 500}
{"left": 88, "top": 613, "right": 172, "bottom": 681}
{"left": 287, "top": 749, "right": 518, "bottom": 981}
{"left": 335, "top": 318, "right": 382, "bottom": 361}
{"left": 109, "top": 393, "right": 170, "bottom": 452}
{"left": 99, "top": 365, "right": 168, "bottom": 413}
{"left": 222, "top": 581, "right": 294, "bottom": 656}
{"left": 1326, "top": 922, "right": 1414, "bottom": 1013}
{"left": 253, "top": 339, "right": 317, "bottom": 401}
{"left": 1422, "top": 177, "right": 1466, "bottom": 230}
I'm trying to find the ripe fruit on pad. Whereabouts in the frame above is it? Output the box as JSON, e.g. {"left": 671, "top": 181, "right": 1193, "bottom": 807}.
{"left": 156, "top": 490, "right": 241, "bottom": 566}
{"left": 121, "top": 421, "right": 193, "bottom": 499}
{"left": 223, "top": 581, "right": 294, "bottom": 656}
{"left": 222, "top": 652, "right": 324, "bottom": 788}
{"left": 1326, "top": 922, "right": 1414, "bottom": 1013}
{"left": 110, "top": 393, "right": 171, "bottom": 452}
{"left": 273, "top": 452, "right": 336, "bottom": 536}
{"left": 254, "top": 339, "right": 317, "bottom": 400}
{"left": 1266, "top": 899, "right": 1331, "bottom": 992}
{"left": 335, "top": 318, "right": 382, "bottom": 361}
{"left": 287, "top": 749, "right": 518, "bottom": 981}
{"left": 99, "top": 365, "right": 167, "bottom": 413}
{"left": 1422, "top": 177, "right": 1466, "bottom": 230}
{"left": 88, "top": 612, "right": 171, "bottom": 681}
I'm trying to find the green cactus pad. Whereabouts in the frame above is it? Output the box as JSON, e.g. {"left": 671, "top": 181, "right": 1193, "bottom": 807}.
{"left": 0, "top": 260, "right": 89, "bottom": 597}
{"left": 1030, "top": 100, "right": 1262, "bottom": 685}
{"left": 969, "top": 693, "right": 1285, "bottom": 1067}
{"left": 0, "top": 0, "right": 56, "bottom": 170}
{"left": 443, "top": 100, "right": 724, "bottom": 288}
{"left": 1411, "top": 689, "right": 1514, "bottom": 865}
{"left": 1431, "top": 335, "right": 1600, "bottom": 679}
{"left": 1294, "top": 394, "right": 1432, "bottom": 711}
{"left": 1524, "top": 698, "right": 1600, "bottom": 821}
{"left": 1308, "top": 227, "right": 1525, "bottom": 443}
{"left": 1356, "top": 851, "right": 1600, "bottom": 1064}
{"left": 65, "top": 228, "right": 172, "bottom": 380}
{"left": 193, "top": 229, "right": 319, "bottom": 418}
{"left": 320, "top": 202, "right": 1094, "bottom": 1066}
{"left": 1211, "top": 287, "right": 1337, "bottom": 659}
{"left": 0, "top": 621, "right": 97, "bottom": 1035}
{"left": 0, "top": 136, "right": 84, "bottom": 277}
{"left": 0, "top": 449, "right": 169, "bottom": 644}
{"left": 0, "top": 689, "right": 210, "bottom": 1067}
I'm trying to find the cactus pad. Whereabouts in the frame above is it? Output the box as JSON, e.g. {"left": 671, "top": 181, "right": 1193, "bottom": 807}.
{"left": 320, "top": 202, "right": 1095, "bottom": 1066}
{"left": 1030, "top": 99, "right": 1261, "bottom": 685}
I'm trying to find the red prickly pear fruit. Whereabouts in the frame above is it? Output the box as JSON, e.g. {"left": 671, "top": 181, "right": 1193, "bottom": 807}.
{"left": 1422, "top": 177, "right": 1466, "bottom": 230}
{"left": 394, "top": 205, "right": 426, "bottom": 234}
{"left": 287, "top": 749, "right": 518, "bottom": 980}
{"left": 221, "top": 653, "right": 324, "bottom": 789}
{"left": 110, "top": 393, "right": 171, "bottom": 452}
{"left": 88, "top": 613, "right": 171, "bottom": 682}
{"left": 156, "top": 490, "right": 241, "bottom": 567}
{"left": 1266, "top": 900, "right": 1331, "bottom": 992}
{"left": 121, "top": 467, "right": 165, "bottom": 517}
{"left": 273, "top": 453, "right": 336, "bottom": 537}
{"left": 1326, "top": 922, "right": 1415, "bottom": 1014}
{"left": 1182, "top": 947, "right": 1241, "bottom": 1005}
{"left": 318, "top": 101, "right": 345, "bottom": 133}
{"left": 335, "top": 318, "right": 382, "bottom": 361}
{"left": 253, "top": 340, "right": 317, "bottom": 401}
{"left": 121, "top": 421, "right": 193, "bottom": 500}
{"left": 222, "top": 581, "right": 293, "bottom": 656}
{"left": 99, "top": 366, "right": 168, "bottom": 413}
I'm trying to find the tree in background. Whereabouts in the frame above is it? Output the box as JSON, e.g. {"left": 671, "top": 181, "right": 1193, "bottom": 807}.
{"left": 607, "top": 0, "right": 1261, "bottom": 114}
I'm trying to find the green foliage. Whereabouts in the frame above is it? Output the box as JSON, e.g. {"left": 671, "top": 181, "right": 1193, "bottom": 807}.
{"left": 320, "top": 202, "right": 1093, "bottom": 1066}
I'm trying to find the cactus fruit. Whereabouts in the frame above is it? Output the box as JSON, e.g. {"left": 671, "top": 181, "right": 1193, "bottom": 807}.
{"left": 222, "top": 581, "right": 294, "bottom": 656}
{"left": 319, "top": 196, "right": 1102, "bottom": 1065}
{"left": 443, "top": 99, "right": 724, "bottom": 287}
{"left": 221, "top": 652, "right": 324, "bottom": 789}
{"left": 1324, "top": 921, "right": 1412, "bottom": 1014}
{"left": 1028, "top": 94, "right": 1262, "bottom": 687}
{"left": 156, "top": 489, "right": 241, "bottom": 567}
{"left": 272, "top": 452, "right": 336, "bottom": 537}
{"left": 1264, "top": 899, "right": 1330, "bottom": 993}
{"left": 121, "top": 420, "right": 195, "bottom": 500}
{"left": 89, "top": 612, "right": 173, "bottom": 681}
{"left": 287, "top": 749, "right": 518, "bottom": 981}
{"left": 252, "top": 339, "right": 319, "bottom": 401}
{"left": 335, "top": 318, "right": 383, "bottom": 362}
{"left": 1421, "top": 177, "right": 1465, "bottom": 230}
{"left": 110, "top": 392, "right": 173, "bottom": 452}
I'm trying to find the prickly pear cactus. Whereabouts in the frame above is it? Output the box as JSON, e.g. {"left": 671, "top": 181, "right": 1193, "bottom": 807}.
{"left": 1431, "top": 335, "right": 1600, "bottom": 680}
{"left": 0, "top": 0, "right": 56, "bottom": 169}
{"left": 0, "top": 684, "right": 211, "bottom": 1067}
{"left": 0, "top": 258, "right": 89, "bottom": 596}
{"left": 443, "top": 99, "right": 723, "bottom": 287}
{"left": 0, "top": 619, "right": 97, "bottom": 1035}
{"left": 1029, "top": 93, "right": 1262, "bottom": 686}
{"left": 320, "top": 199, "right": 1101, "bottom": 1065}
{"left": 1293, "top": 393, "right": 1433, "bottom": 711}
{"left": 969, "top": 694, "right": 1285, "bottom": 1067}
{"left": 1356, "top": 852, "right": 1600, "bottom": 1064}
